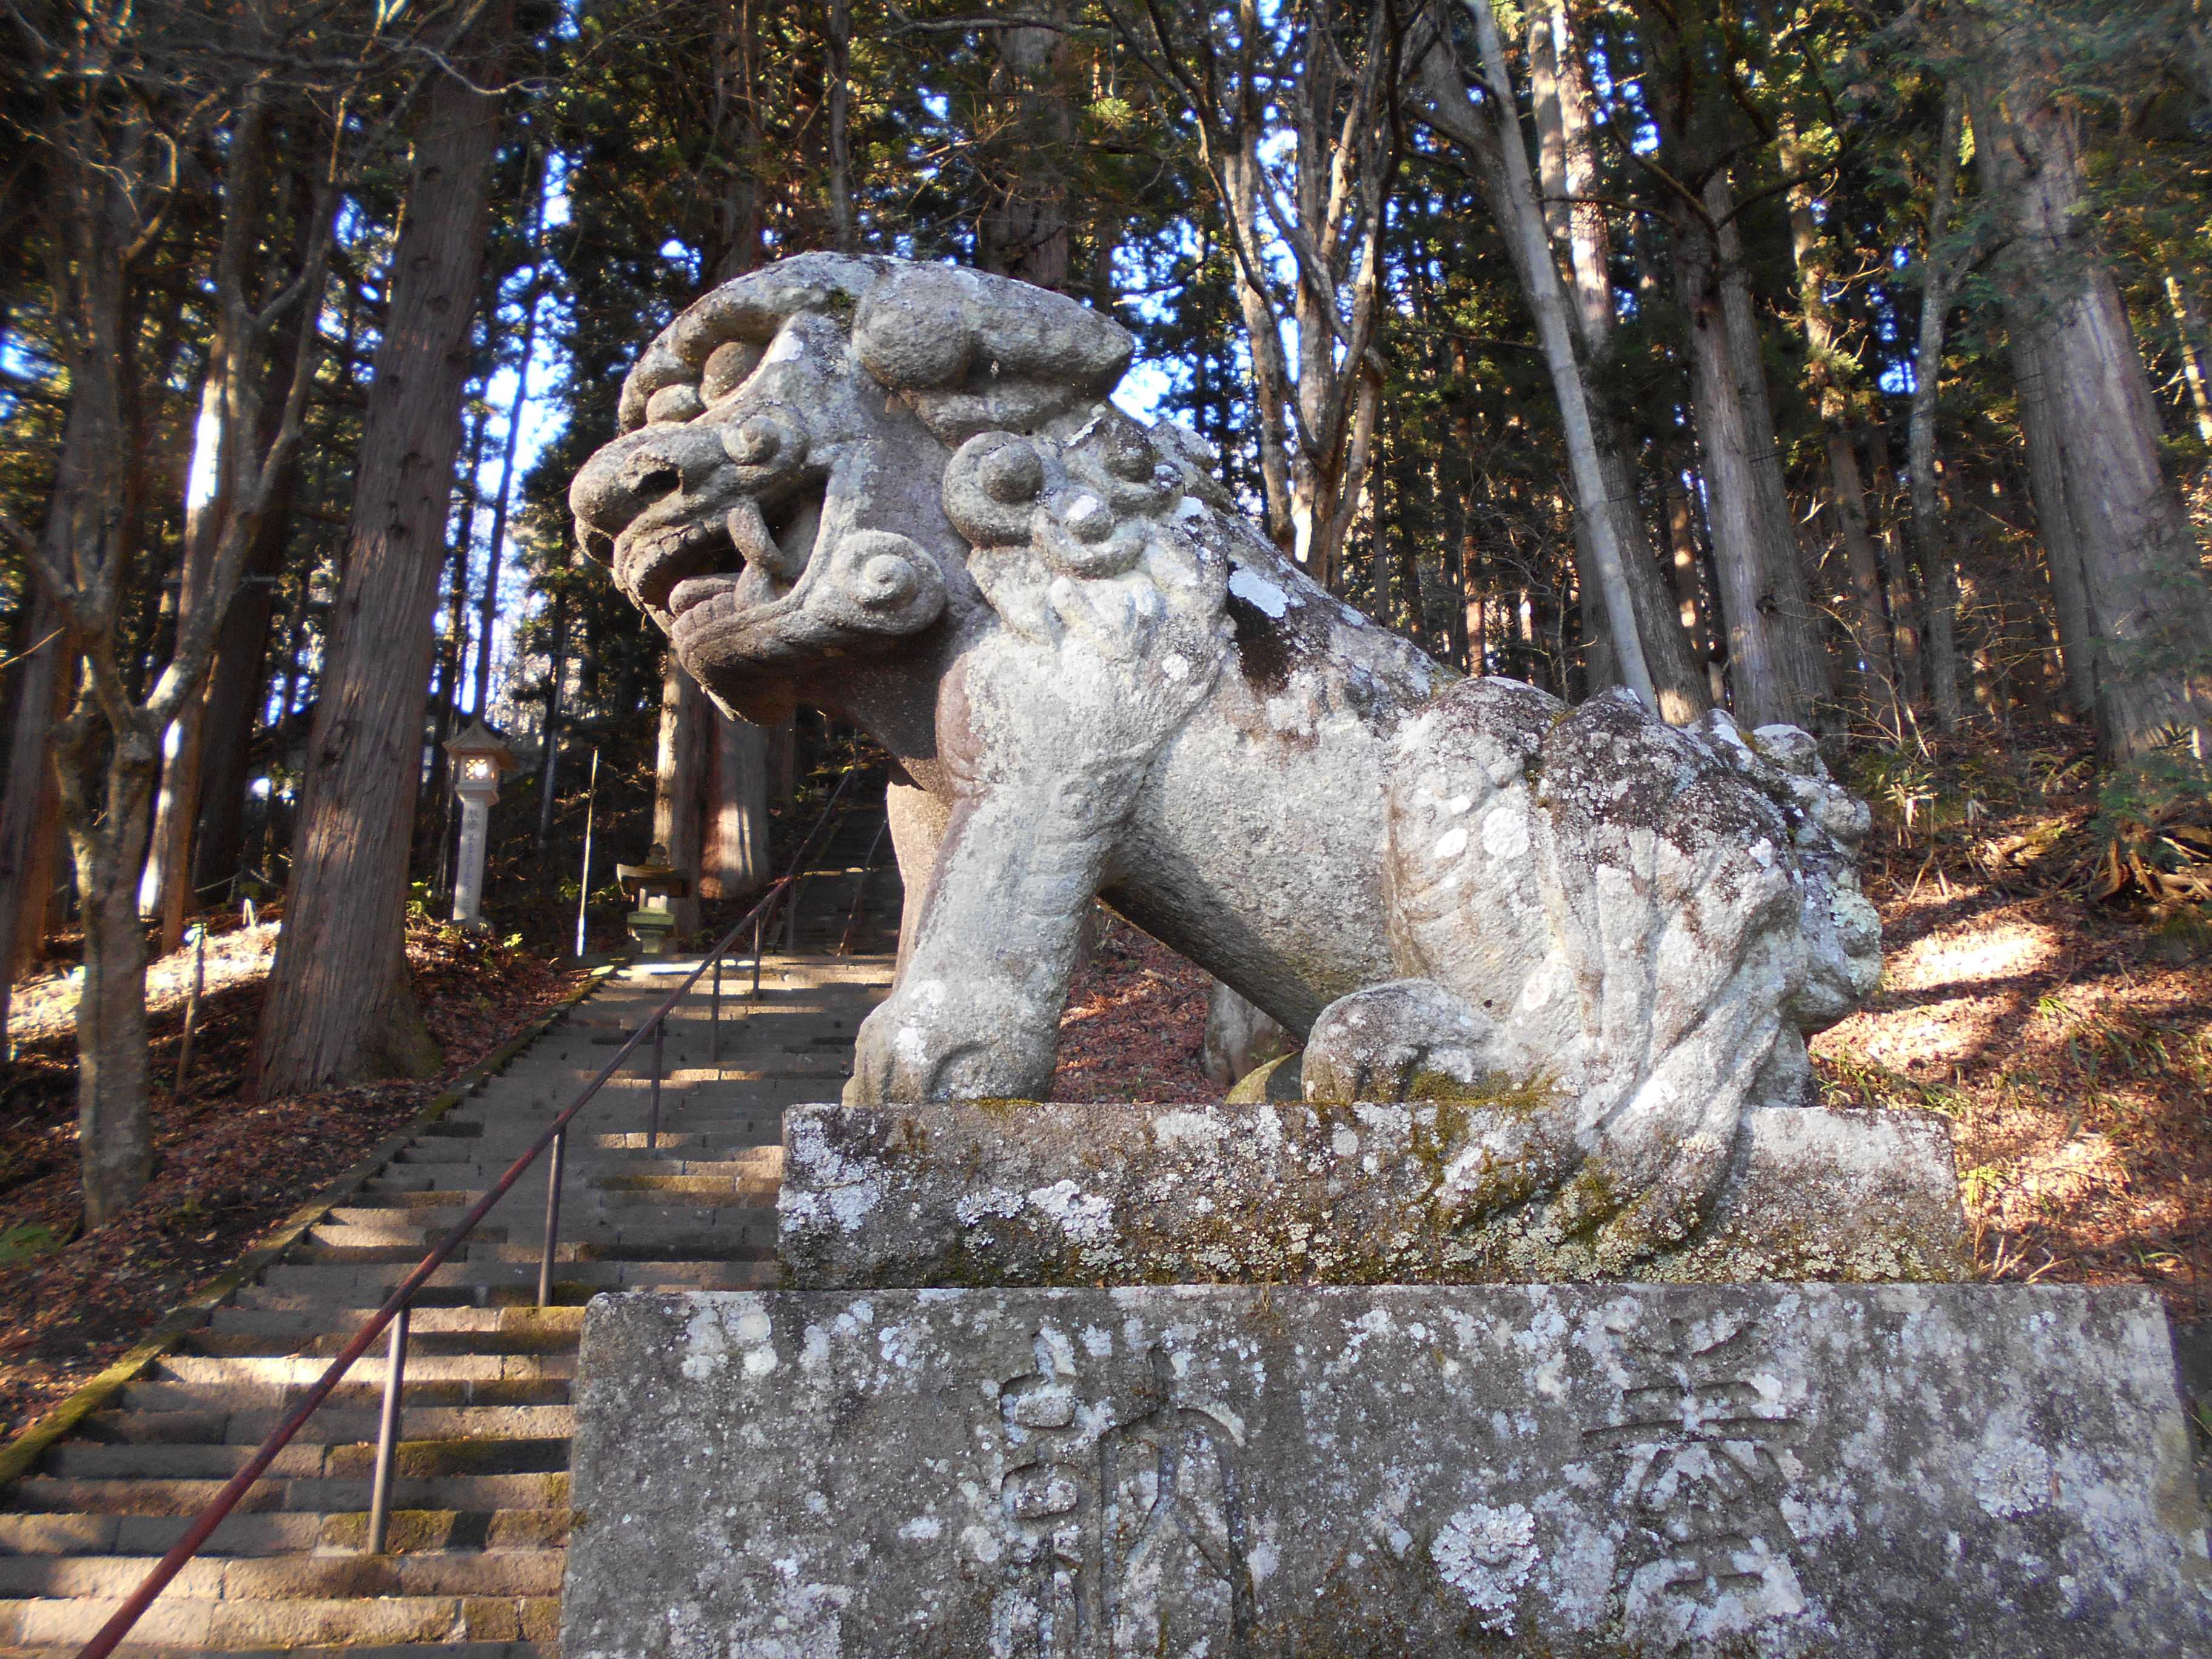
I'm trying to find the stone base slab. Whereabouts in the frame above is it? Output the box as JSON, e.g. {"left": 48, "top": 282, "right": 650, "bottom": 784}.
{"left": 778, "top": 1101, "right": 1969, "bottom": 1287}
{"left": 564, "top": 1284, "right": 2210, "bottom": 1657}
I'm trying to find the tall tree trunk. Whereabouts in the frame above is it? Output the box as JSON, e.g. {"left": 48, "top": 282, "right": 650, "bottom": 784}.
{"left": 190, "top": 469, "right": 295, "bottom": 896}
{"left": 1419, "top": 19, "right": 1656, "bottom": 709}
{"left": 535, "top": 581, "right": 568, "bottom": 850}
{"left": 190, "top": 232, "right": 317, "bottom": 898}
{"left": 827, "top": 0, "right": 858, "bottom": 252}
{"left": 469, "top": 160, "right": 549, "bottom": 723}
{"left": 423, "top": 403, "right": 486, "bottom": 877}
{"left": 705, "top": 712, "right": 770, "bottom": 899}
{"left": 652, "top": 657, "right": 709, "bottom": 938}
{"left": 2015, "top": 370, "right": 2097, "bottom": 718}
{"left": 1520, "top": 11, "right": 1706, "bottom": 717}
{"left": 1710, "top": 178, "right": 1833, "bottom": 730}
{"left": 136, "top": 99, "right": 297, "bottom": 954}
{"left": 0, "top": 592, "right": 69, "bottom": 1038}
{"left": 1782, "top": 131, "right": 1899, "bottom": 730}
{"left": 1907, "top": 87, "right": 1967, "bottom": 733}
{"left": 1524, "top": 0, "right": 1612, "bottom": 341}
{"left": 1672, "top": 198, "right": 1806, "bottom": 730}
{"left": 976, "top": 0, "right": 1074, "bottom": 291}
{"left": 2164, "top": 272, "right": 2212, "bottom": 449}
{"left": 1661, "top": 466, "right": 1726, "bottom": 704}
{"left": 1966, "top": 43, "right": 2212, "bottom": 757}
{"left": 255, "top": 59, "right": 501, "bottom": 1097}
{"left": 44, "top": 220, "right": 156, "bottom": 1224}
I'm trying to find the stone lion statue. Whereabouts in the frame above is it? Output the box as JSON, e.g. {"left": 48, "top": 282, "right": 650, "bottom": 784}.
{"left": 569, "top": 253, "right": 1880, "bottom": 1269}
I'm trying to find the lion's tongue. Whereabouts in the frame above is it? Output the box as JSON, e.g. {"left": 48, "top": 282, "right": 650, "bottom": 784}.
{"left": 726, "top": 498, "right": 786, "bottom": 575}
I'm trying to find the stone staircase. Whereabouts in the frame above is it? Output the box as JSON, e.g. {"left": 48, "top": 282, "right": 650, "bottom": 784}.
{"left": 0, "top": 951, "right": 896, "bottom": 1658}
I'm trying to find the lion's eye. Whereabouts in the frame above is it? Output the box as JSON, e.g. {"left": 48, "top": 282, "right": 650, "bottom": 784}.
{"left": 702, "top": 340, "right": 765, "bottom": 402}
{"left": 979, "top": 441, "right": 1043, "bottom": 505}
{"left": 1102, "top": 429, "right": 1158, "bottom": 483}
{"left": 725, "top": 415, "right": 786, "bottom": 468}
{"left": 646, "top": 384, "right": 705, "bottom": 424}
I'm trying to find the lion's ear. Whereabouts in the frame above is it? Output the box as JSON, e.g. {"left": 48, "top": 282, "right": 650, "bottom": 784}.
{"left": 853, "top": 266, "right": 1132, "bottom": 443}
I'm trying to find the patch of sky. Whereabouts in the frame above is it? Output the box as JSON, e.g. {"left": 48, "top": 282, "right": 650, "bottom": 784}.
{"left": 659, "top": 238, "right": 700, "bottom": 285}
{"left": 543, "top": 152, "right": 574, "bottom": 230}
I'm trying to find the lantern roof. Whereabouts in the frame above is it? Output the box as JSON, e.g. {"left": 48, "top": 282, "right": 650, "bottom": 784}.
{"left": 444, "top": 719, "right": 519, "bottom": 774}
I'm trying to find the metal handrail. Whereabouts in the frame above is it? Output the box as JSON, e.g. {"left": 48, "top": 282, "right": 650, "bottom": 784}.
{"left": 76, "top": 768, "right": 862, "bottom": 1659}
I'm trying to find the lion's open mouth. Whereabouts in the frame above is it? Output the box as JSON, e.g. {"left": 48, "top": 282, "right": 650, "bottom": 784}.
{"left": 622, "top": 478, "right": 829, "bottom": 624}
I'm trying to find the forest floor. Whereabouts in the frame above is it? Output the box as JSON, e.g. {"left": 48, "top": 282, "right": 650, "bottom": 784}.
{"left": 1051, "top": 722, "right": 2212, "bottom": 1321}
{"left": 0, "top": 917, "right": 585, "bottom": 1441}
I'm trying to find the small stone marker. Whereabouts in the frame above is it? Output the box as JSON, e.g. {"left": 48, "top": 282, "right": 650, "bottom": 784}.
{"left": 565, "top": 1284, "right": 2212, "bottom": 1658}
{"left": 779, "top": 1101, "right": 1971, "bottom": 1288}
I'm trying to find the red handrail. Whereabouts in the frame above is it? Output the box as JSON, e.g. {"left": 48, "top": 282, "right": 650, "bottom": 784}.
{"left": 75, "top": 767, "right": 861, "bottom": 1659}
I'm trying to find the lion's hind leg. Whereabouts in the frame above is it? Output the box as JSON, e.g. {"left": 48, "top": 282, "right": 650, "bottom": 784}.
{"left": 1379, "top": 681, "right": 1812, "bottom": 1272}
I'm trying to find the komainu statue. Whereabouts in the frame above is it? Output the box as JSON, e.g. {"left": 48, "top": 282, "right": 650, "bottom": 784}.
{"left": 569, "top": 253, "right": 1880, "bottom": 1268}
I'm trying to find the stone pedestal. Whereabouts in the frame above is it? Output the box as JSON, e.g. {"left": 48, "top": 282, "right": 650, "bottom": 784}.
{"left": 780, "top": 1102, "right": 1971, "bottom": 1288}
{"left": 565, "top": 1284, "right": 2212, "bottom": 1658}
{"left": 566, "top": 1100, "right": 2212, "bottom": 1655}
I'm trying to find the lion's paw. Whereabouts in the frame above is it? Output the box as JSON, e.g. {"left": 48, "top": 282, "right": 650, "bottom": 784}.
{"left": 845, "top": 977, "right": 1059, "bottom": 1105}
{"left": 1300, "top": 980, "right": 1509, "bottom": 1105}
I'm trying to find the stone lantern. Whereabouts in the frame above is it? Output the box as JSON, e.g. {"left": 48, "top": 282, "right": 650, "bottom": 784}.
{"left": 617, "top": 845, "right": 690, "bottom": 957}
{"left": 444, "top": 720, "right": 517, "bottom": 930}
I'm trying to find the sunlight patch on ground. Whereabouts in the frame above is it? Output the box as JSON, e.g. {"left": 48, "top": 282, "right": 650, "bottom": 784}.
{"left": 8, "top": 922, "right": 281, "bottom": 1045}
{"left": 1881, "top": 911, "right": 2062, "bottom": 994}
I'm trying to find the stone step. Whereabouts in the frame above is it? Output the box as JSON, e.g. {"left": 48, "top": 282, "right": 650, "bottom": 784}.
{"left": 0, "top": 1507, "right": 569, "bottom": 1558}
{"left": 0, "top": 1548, "right": 563, "bottom": 1600}
{"left": 154, "top": 1353, "right": 577, "bottom": 1387}
{"left": 7, "top": 1470, "right": 568, "bottom": 1517}
{"left": 118, "top": 1378, "right": 571, "bottom": 1415}
{"left": 185, "top": 1328, "right": 575, "bottom": 1361}
{"left": 0, "top": 949, "right": 885, "bottom": 1659}
{"left": 42, "top": 1436, "right": 569, "bottom": 1483}
{"left": 250, "top": 1256, "right": 776, "bottom": 1294}
{"left": 0, "top": 1590, "right": 557, "bottom": 1648}
{"left": 207, "top": 1305, "right": 586, "bottom": 1338}
{"left": 305, "top": 1208, "right": 771, "bottom": 1249}
{"left": 80, "top": 1404, "right": 576, "bottom": 1449}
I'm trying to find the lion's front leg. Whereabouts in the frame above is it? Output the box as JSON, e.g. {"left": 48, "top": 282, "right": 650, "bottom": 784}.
{"left": 846, "top": 778, "right": 1116, "bottom": 1104}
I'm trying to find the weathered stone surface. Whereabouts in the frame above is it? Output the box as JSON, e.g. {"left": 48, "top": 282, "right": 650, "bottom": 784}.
{"left": 779, "top": 1101, "right": 1969, "bottom": 1288}
{"left": 564, "top": 1284, "right": 2212, "bottom": 1657}
{"left": 566, "top": 253, "right": 1885, "bottom": 1270}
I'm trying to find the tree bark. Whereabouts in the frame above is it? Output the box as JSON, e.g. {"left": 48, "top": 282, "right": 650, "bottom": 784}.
{"left": 189, "top": 468, "right": 295, "bottom": 896}
{"left": 827, "top": 0, "right": 858, "bottom": 252}
{"left": 1782, "top": 128, "right": 1899, "bottom": 731}
{"left": 1671, "top": 194, "right": 1810, "bottom": 731}
{"left": 1711, "top": 180, "right": 1833, "bottom": 731}
{"left": 1907, "top": 87, "right": 1967, "bottom": 733}
{"left": 255, "top": 60, "right": 501, "bottom": 1097}
{"left": 2165, "top": 272, "right": 2212, "bottom": 449}
{"left": 535, "top": 580, "right": 569, "bottom": 850}
{"left": 705, "top": 712, "right": 770, "bottom": 899}
{"left": 976, "top": 0, "right": 1074, "bottom": 292}
{"left": 1965, "top": 38, "right": 2212, "bottom": 757}
{"left": 0, "top": 591, "right": 69, "bottom": 1037}
{"left": 652, "top": 656, "right": 711, "bottom": 938}
{"left": 42, "top": 220, "right": 156, "bottom": 1224}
